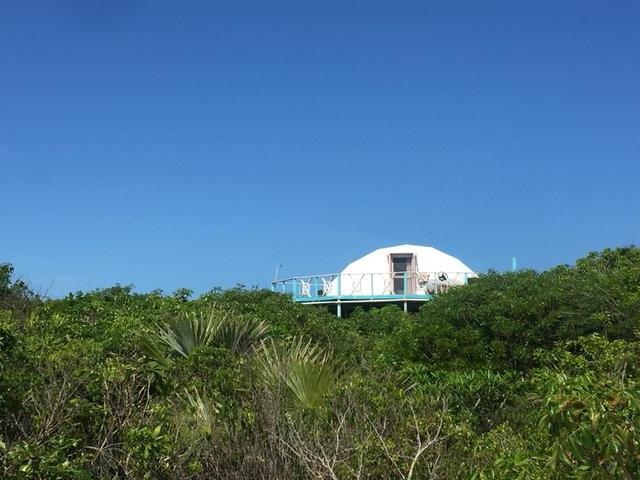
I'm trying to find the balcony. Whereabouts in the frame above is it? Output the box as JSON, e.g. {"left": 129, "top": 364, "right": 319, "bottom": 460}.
{"left": 272, "top": 271, "right": 472, "bottom": 315}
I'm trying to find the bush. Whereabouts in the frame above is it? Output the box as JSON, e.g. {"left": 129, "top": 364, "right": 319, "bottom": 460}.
{"left": 0, "top": 247, "right": 639, "bottom": 479}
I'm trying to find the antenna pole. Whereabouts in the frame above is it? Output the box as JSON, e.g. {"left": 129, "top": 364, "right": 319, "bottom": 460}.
{"left": 273, "top": 264, "right": 282, "bottom": 282}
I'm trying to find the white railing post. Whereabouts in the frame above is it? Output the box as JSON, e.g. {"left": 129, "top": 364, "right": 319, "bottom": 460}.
{"left": 370, "top": 273, "right": 374, "bottom": 300}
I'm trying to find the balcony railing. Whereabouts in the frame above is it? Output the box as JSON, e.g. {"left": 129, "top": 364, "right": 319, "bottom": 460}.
{"left": 272, "top": 271, "right": 472, "bottom": 303}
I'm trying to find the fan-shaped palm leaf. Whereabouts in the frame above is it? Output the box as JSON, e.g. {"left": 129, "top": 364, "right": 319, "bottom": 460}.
{"left": 215, "top": 316, "right": 269, "bottom": 354}
{"left": 258, "top": 337, "right": 338, "bottom": 410}
{"left": 171, "top": 387, "right": 221, "bottom": 443}
{"left": 157, "top": 310, "right": 223, "bottom": 357}
{"left": 155, "top": 308, "right": 268, "bottom": 357}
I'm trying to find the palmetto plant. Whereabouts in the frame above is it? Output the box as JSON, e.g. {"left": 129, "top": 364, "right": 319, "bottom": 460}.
{"left": 151, "top": 308, "right": 269, "bottom": 359}
{"left": 258, "top": 337, "right": 338, "bottom": 410}
{"left": 175, "top": 387, "right": 220, "bottom": 441}
{"left": 157, "top": 311, "right": 220, "bottom": 357}
{"left": 214, "top": 314, "right": 270, "bottom": 355}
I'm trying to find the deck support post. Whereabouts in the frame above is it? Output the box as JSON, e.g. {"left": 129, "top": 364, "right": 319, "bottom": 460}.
{"left": 403, "top": 301, "right": 408, "bottom": 313}
{"left": 337, "top": 302, "right": 342, "bottom": 318}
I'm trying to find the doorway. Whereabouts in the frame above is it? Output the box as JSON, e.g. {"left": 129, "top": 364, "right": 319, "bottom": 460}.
{"left": 391, "top": 254, "right": 415, "bottom": 294}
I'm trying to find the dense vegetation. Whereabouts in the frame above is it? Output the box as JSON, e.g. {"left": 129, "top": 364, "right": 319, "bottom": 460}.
{"left": 1, "top": 247, "right": 639, "bottom": 479}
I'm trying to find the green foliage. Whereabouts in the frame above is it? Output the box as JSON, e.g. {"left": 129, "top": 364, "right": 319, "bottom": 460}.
{"left": 157, "top": 311, "right": 222, "bottom": 357}
{"left": 535, "top": 334, "right": 640, "bottom": 379}
{"left": 403, "top": 366, "right": 522, "bottom": 431}
{"left": 3, "top": 437, "right": 91, "bottom": 480}
{"left": 0, "top": 321, "right": 17, "bottom": 356}
{"left": 1, "top": 246, "right": 639, "bottom": 479}
{"left": 0, "top": 263, "right": 38, "bottom": 330}
{"left": 154, "top": 308, "right": 268, "bottom": 358}
{"left": 124, "top": 425, "right": 173, "bottom": 478}
{"left": 536, "top": 372, "right": 640, "bottom": 477}
{"left": 413, "top": 247, "right": 640, "bottom": 370}
{"left": 175, "top": 387, "right": 220, "bottom": 441}
{"left": 212, "top": 313, "right": 269, "bottom": 355}
{"left": 258, "top": 337, "right": 338, "bottom": 410}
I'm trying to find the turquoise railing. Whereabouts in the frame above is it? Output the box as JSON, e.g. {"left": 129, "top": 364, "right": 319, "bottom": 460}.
{"left": 271, "top": 271, "right": 471, "bottom": 302}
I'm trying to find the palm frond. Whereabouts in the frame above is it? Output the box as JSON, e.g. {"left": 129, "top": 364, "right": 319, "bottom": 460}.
{"left": 258, "top": 337, "right": 338, "bottom": 410}
{"left": 157, "top": 311, "right": 222, "bottom": 357}
{"left": 175, "top": 387, "right": 220, "bottom": 441}
{"left": 139, "top": 334, "right": 174, "bottom": 373}
{"left": 155, "top": 308, "right": 268, "bottom": 357}
{"left": 215, "top": 316, "right": 269, "bottom": 354}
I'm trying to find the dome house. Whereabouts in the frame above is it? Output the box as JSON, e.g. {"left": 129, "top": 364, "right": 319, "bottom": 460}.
{"left": 326, "top": 244, "right": 475, "bottom": 297}
{"left": 273, "top": 244, "right": 476, "bottom": 317}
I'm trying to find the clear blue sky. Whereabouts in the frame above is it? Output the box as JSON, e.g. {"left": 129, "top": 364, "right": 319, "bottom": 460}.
{"left": 1, "top": 1, "right": 639, "bottom": 296}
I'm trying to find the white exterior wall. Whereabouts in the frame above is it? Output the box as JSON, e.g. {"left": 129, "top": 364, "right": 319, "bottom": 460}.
{"left": 326, "top": 244, "right": 476, "bottom": 296}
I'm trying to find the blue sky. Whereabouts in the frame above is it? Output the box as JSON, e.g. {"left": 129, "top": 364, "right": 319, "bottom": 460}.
{"left": 1, "top": 1, "right": 639, "bottom": 296}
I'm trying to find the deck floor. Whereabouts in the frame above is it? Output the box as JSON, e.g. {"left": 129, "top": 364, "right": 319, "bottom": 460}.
{"left": 292, "top": 294, "right": 432, "bottom": 317}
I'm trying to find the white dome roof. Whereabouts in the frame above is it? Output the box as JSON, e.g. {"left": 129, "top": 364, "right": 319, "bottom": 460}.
{"left": 342, "top": 244, "right": 475, "bottom": 276}
{"left": 325, "top": 244, "right": 475, "bottom": 296}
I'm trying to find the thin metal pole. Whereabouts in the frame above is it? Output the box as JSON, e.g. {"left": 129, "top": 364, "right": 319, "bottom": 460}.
{"left": 273, "top": 264, "right": 282, "bottom": 283}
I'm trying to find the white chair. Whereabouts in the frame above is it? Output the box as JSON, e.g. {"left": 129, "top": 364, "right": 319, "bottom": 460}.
{"left": 298, "top": 278, "right": 311, "bottom": 297}
{"left": 321, "top": 277, "right": 333, "bottom": 296}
